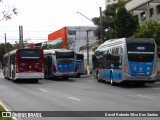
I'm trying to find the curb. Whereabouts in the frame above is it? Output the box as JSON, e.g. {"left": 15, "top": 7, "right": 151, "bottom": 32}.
{"left": 0, "top": 98, "right": 23, "bottom": 120}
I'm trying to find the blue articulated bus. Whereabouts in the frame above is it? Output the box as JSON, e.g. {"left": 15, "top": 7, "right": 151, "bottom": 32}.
{"left": 92, "top": 38, "right": 157, "bottom": 86}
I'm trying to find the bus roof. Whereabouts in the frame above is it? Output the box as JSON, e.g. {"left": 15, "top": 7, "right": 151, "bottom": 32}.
{"left": 43, "top": 49, "right": 74, "bottom": 54}
{"left": 95, "top": 38, "right": 155, "bottom": 51}
{"left": 95, "top": 38, "right": 125, "bottom": 51}
{"left": 4, "top": 48, "right": 43, "bottom": 57}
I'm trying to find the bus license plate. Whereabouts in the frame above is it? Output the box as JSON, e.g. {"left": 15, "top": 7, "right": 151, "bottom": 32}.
{"left": 135, "top": 77, "right": 145, "bottom": 80}
{"left": 62, "top": 74, "right": 68, "bottom": 76}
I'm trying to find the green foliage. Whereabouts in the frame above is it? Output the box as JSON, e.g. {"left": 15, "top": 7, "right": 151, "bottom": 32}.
{"left": 114, "top": 7, "right": 138, "bottom": 38}
{"left": 42, "top": 42, "right": 63, "bottom": 49}
{"left": 131, "top": 20, "right": 160, "bottom": 46}
{"left": 0, "top": 0, "right": 18, "bottom": 21}
{"left": 0, "top": 105, "right": 13, "bottom": 120}
{"left": 12, "top": 43, "right": 20, "bottom": 50}
{"left": 92, "top": 0, "right": 139, "bottom": 42}
{"left": 0, "top": 43, "right": 13, "bottom": 65}
{"left": 103, "top": 3, "right": 117, "bottom": 16}
{"left": 92, "top": 46, "right": 98, "bottom": 51}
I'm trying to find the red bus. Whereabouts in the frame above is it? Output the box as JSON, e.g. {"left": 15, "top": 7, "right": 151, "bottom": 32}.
{"left": 3, "top": 48, "right": 44, "bottom": 82}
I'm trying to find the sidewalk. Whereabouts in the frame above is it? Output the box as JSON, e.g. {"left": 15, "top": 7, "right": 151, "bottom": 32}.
{"left": 81, "top": 74, "right": 93, "bottom": 78}
{"left": 0, "top": 69, "right": 3, "bottom": 77}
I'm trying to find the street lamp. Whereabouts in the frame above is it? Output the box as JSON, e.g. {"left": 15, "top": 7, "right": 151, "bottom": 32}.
{"left": 76, "top": 12, "right": 93, "bottom": 23}
{"left": 77, "top": 7, "right": 104, "bottom": 43}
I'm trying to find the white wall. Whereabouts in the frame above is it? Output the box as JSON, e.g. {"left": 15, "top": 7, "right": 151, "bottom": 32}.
{"left": 66, "top": 26, "right": 97, "bottom": 53}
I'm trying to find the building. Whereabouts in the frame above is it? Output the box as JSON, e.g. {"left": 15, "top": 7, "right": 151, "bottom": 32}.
{"left": 105, "top": 0, "right": 119, "bottom": 6}
{"left": 125, "top": 0, "right": 160, "bottom": 24}
{"left": 105, "top": 0, "right": 160, "bottom": 24}
{"left": 105, "top": 0, "right": 129, "bottom": 7}
{"left": 79, "top": 41, "right": 100, "bottom": 74}
{"left": 48, "top": 26, "right": 97, "bottom": 53}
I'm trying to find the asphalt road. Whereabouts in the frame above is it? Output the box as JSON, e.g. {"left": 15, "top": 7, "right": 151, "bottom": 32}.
{"left": 0, "top": 73, "right": 160, "bottom": 120}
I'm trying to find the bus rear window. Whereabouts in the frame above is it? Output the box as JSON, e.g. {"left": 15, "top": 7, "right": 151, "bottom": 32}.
{"left": 56, "top": 51, "right": 74, "bottom": 58}
{"left": 19, "top": 50, "right": 41, "bottom": 59}
{"left": 76, "top": 54, "right": 84, "bottom": 61}
{"left": 127, "top": 43, "right": 155, "bottom": 62}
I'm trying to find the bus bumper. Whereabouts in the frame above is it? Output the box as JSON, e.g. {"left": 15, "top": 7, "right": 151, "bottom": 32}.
{"left": 53, "top": 72, "right": 76, "bottom": 77}
{"left": 16, "top": 72, "right": 44, "bottom": 80}
{"left": 123, "top": 73, "right": 157, "bottom": 83}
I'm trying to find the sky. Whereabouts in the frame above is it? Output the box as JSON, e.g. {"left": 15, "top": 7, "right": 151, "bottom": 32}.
{"left": 0, "top": 0, "right": 105, "bottom": 44}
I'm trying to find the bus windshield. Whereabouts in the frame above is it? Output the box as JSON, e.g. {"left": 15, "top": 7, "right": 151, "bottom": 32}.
{"left": 19, "top": 49, "right": 41, "bottom": 60}
{"left": 127, "top": 43, "right": 155, "bottom": 62}
{"left": 77, "top": 54, "right": 84, "bottom": 61}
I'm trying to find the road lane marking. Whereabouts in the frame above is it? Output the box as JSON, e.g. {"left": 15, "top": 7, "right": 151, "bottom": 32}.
{"left": 137, "top": 95, "right": 156, "bottom": 99}
{"left": 39, "top": 88, "right": 48, "bottom": 93}
{"left": 68, "top": 97, "right": 81, "bottom": 102}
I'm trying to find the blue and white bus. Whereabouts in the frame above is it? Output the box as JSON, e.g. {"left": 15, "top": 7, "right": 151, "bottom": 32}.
{"left": 75, "top": 53, "right": 84, "bottom": 78}
{"left": 44, "top": 49, "right": 77, "bottom": 80}
{"left": 92, "top": 38, "right": 157, "bottom": 86}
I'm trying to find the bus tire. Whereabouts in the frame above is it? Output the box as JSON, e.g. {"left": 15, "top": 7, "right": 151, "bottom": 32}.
{"left": 110, "top": 73, "right": 116, "bottom": 86}
{"left": 34, "top": 79, "right": 39, "bottom": 83}
{"left": 96, "top": 72, "right": 101, "bottom": 82}
{"left": 76, "top": 74, "right": 80, "bottom": 78}
{"left": 11, "top": 71, "right": 14, "bottom": 81}
{"left": 44, "top": 70, "right": 47, "bottom": 79}
{"left": 12, "top": 79, "right": 16, "bottom": 83}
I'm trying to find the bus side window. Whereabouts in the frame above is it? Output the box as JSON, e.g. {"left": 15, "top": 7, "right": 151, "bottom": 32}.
{"left": 105, "top": 53, "right": 111, "bottom": 69}
{"left": 98, "top": 57, "right": 103, "bottom": 69}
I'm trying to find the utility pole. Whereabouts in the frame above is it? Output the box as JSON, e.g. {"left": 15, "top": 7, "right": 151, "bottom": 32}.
{"left": 4, "top": 33, "right": 7, "bottom": 53}
{"left": 100, "top": 7, "right": 104, "bottom": 44}
{"left": 76, "top": 11, "right": 97, "bottom": 75}
{"left": 86, "top": 30, "right": 90, "bottom": 75}
{"left": 19, "top": 25, "right": 23, "bottom": 48}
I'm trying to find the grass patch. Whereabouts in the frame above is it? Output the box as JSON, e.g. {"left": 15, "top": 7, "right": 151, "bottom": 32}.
{"left": 0, "top": 104, "right": 12, "bottom": 120}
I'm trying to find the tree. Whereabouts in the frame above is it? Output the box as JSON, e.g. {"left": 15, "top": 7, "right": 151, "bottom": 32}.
{"left": 0, "top": 43, "right": 13, "bottom": 66}
{"left": 12, "top": 42, "right": 20, "bottom": 50}
{"left": 92, "top": 0, "right": 138, "bottom": 42}
{"left": 131, "top": 20, "right": 160, "bottom": 46}
{"left": 0, "top": 0, "right": 18, "bottom": 21}
{"left": 114, "top": 7, "right": 138, "bottom": 38}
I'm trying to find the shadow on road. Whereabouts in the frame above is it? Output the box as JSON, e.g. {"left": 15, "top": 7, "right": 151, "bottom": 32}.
{"left": 97, "top": 80, "right": 158, "bottom": 89}
{"left": 10, "top": 79, "right": 42, "bottom": 84}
